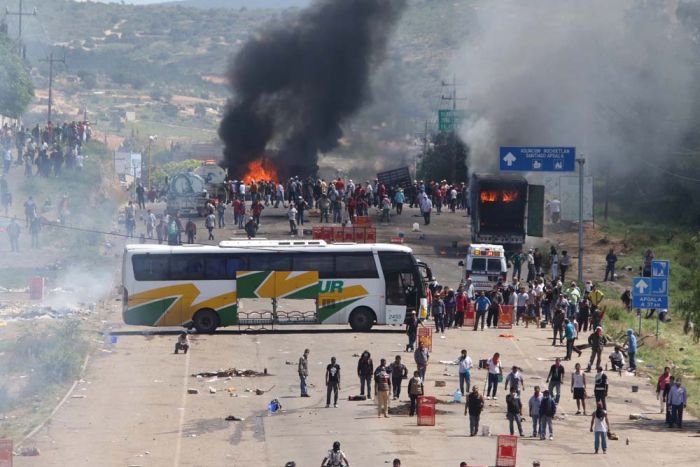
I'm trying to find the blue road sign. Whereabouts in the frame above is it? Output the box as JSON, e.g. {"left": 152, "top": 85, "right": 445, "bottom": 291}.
{"left": 632, "top": 274, "right": 669, "bottom": 310}
{"left": 499, "top": 147, "right": 576, "bottom": 172}
{"left": 651, "top": 260, "right": 669, "bottom": 278}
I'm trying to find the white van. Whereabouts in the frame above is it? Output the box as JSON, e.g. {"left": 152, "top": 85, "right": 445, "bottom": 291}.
{"left": 459, "top": 244, "right": 507, "bottom": 292}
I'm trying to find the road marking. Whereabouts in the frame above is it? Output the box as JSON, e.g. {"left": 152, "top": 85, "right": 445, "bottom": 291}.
{"left": 173, "top": 349, "right": 191, "bottom": 467}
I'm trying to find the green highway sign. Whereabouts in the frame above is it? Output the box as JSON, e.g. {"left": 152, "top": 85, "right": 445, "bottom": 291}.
{"left": 438, "top": 109, "right": 466, "bottom": 132}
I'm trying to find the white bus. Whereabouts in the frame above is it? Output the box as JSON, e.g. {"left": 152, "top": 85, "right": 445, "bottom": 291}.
{"left": 122, "top": 240, "right": 428, "bottom": 332}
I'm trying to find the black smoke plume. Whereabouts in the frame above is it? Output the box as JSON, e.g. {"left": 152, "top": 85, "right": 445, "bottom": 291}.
{"left": 218, "top": 0, "right": 406, "bottom": 180}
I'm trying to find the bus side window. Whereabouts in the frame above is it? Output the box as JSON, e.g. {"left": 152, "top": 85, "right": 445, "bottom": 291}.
{"left": 170, "top": 255, "right": 204, "bottom": 281}
{"left": 225, "top": 257, "right": 246, "bottom": 279}
{"left": 132, "top": 254, "right": 169, "bottom": 281}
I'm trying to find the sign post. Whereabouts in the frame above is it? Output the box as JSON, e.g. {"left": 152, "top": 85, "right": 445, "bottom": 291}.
{"left": 577, "top": 157, "right": 585, "bottom": 282}
{"left": 632, "top": 260, "right": 670, "bottom": 334}
{"left": 499, "top": 147, "right": 576, "bottom": 172}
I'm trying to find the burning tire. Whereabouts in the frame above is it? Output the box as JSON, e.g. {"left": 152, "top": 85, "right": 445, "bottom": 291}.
{"left": 349, "top": 307, "right": 375, "bottom": 332}
{"left": 193, "top": 308, "right": 220, "bottom": 333}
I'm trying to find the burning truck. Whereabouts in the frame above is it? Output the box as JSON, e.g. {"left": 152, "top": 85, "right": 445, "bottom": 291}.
{"left": 469, "top": 173, "right": 544, "bottom": 253}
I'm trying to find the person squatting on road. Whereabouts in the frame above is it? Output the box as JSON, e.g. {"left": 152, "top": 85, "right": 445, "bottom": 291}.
{"left": 321, "top": 441, "right": 349, "bottom": 467}
{"left": 174, "top": 332, "right": 189, "bottom": 354}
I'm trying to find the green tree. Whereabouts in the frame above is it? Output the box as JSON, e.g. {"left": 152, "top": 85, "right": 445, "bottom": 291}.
{"left": 417, "top": 131, "right": 469, "bottom": 183}
{"left": 0, "top": 35, "right": 34, "bottom": 118}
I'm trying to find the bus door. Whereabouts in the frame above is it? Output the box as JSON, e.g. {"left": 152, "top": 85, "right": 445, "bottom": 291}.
{"left": 379, "top": 252, "right": 420, "bottom": 324}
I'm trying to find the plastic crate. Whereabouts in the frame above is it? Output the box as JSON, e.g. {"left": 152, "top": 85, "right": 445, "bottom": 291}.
{"left": 417, "top": 396, "right": 436, "bottom": 426}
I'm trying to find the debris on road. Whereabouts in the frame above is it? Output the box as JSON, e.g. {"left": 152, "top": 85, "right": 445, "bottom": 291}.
{"left": 629, "top": 413, "right": 652, "bottom": 420}
{"left": 191, "top": 368, "right": 271, "bottom": 378}
{"left": 16, "top": 447, "right": 41, "bottom": 456}
{"left": 187, "top": 388, "right": 199, "bottom": 395}
{"left": 209, "top": 387, "right": 217, "bottom": 394}
{"left": 225, "top": 415, "right": 245, "bottom": 421}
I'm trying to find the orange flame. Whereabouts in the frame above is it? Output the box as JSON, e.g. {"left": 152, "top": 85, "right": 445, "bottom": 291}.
{"left": 243, "top": 158, "right": 278, "bottom": 184}
{"left": 480, "top": 190, "right": 519, "bottom": 203}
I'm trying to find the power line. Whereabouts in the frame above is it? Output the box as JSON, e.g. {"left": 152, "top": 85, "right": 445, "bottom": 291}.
{"left": 638, "top": 159, "right": 700, "bottom": 183}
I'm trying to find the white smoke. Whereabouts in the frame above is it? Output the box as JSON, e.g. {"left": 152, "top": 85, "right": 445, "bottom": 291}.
{"left": 452, "top": 0, "right": 697, "bottom": 172}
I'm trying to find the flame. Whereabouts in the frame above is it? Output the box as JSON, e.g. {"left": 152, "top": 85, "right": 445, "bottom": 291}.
{"left": 480, "top": 190, "right": 519, "bottom": 203}
{"left": 480, "top": 191, "right": 498, "bottom": 203}
{"left": 501, "top": 191, "right": 519, "bottom": 203}
{"left": 243, "top": 158, "right": 278, "bottom": 184}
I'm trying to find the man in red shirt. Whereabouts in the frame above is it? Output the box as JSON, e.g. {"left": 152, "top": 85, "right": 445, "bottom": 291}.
{"left": 455, "top": 287, "right": 468, "bottom": 328}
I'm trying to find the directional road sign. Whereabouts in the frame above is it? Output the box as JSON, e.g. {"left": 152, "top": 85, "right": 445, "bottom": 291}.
{"left": 438, "top": 109, "right": 466, "bottom": 132}
{"left": 499, "top": 147, "right": 576, "bottom": 172}
{"left": 632, "top": 260, "right": 670, "bottom": 309}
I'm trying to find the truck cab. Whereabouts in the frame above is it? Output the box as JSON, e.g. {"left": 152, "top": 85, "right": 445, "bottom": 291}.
{"left": 460, "top": 244, "right": 507, "bottom": 292}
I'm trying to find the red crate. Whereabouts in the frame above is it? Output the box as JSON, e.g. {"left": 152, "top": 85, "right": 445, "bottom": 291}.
{"left": 354, "top": 227, "right": 366, "bottom": 243}
{"left": 343, "top": 227, "right": 355, "bottom": 242}
{"left": 333, "top": 227, "right": 344, "bottom": 242}
{"left": 365, "top": 228, "right": 376, "bottom": 243}
{"left": 312, "top": 227, "right": 323, "bottom": 240}
{"left": 355, "top": 216, "right": 372, "bottom": 227}
{"left": 417, "top": 396, "right": 436, "bottom": 426}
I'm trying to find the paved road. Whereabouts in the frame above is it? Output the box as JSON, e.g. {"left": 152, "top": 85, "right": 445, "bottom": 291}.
{"left": 15, "top": 203, "right": 700, "bottom": 466}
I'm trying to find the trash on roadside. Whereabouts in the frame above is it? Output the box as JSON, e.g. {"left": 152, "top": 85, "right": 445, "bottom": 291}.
{"left": 16, "top": 447, "right": 41, "bottom": 456}
{"left": 348, "top": 395, "right": 367, "bottom": 401}
{"left": 629, "top": 413, "right": 651, "bottom": 420}
{"left": 192, "top": 368, "right": 270, "bottom": 378}
{"left": 434, "top": 381, "right": 446, "bottom": 387}
{"left": 225, "top": 415, "right": 245, "bottom": 421}
{"left": 209, "top": 387, "right": 217, "bottom": 394}
{"left": 187, "top": 388, "right": 199, "bottom": 395}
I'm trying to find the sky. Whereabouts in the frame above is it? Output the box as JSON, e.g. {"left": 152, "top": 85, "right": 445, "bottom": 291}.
{"left": 87, "top": 0, "right": 312, "bottom": 6}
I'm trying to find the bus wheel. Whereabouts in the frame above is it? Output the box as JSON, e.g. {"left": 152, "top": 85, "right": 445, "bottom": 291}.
{"left": 349, "top": 307, "right": 375, "bottom": 332}
{"left": 193, "top": 309, "right": 220, "bottom": 333}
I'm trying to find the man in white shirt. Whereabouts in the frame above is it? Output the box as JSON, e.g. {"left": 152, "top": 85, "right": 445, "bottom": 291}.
{"left": 456, "top": 349, "right": 473, "bottom": 396}
{"left": 668, "top": 380, "right": 687, "bottom": 429}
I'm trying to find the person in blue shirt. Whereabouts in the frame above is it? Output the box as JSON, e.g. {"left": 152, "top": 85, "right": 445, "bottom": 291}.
{"left": 473, "top": 291, "right": 491, "bottom": 331}
{"left": 564, "top": 318, "right": 578, "bottom": 361}
{"left": 626, "top": 329, "right": 637, "bottom": 372}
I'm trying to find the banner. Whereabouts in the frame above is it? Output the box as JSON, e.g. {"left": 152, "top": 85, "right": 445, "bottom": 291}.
{"left": 498, "top": 305, "right": 514, "bottom": 329}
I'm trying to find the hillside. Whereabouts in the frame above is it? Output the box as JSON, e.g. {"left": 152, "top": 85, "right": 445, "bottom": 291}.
{"left": 175, "top": 0, "right": 311, "bottom": 8}
{"left": 5, "top": 0, "right": 466, "bottom": 149}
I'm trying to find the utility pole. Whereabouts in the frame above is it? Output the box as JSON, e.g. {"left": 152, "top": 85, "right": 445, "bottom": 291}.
{"left": 577, "top": 156, "right": 586, "bottom": 282}
{"left": 441, "top": 75, "right": 467, "bottom": 183}
{"left": 40, "top": 52, "right": 65, "bottom": 129}
{"left": 5, "top": 0, "right": 37, "bottom": 58}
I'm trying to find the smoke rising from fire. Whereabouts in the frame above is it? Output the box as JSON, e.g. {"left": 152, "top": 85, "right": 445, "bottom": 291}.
{"left": 452, "top": 0, "right": 697, "bottom": 174}
{"left": 219, "top": 0, "right": 407, "bottom": 180}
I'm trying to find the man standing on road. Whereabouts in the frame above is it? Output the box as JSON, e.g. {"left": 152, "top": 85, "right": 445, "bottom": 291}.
{"left": 326, "top": 357, "right": 341, "bottom": 408}
{"left": 405, "top": 310, "right": 420, "bottom": 352}
{"left": 546, "top": 358, "right": 565, "bottom": 404}
{"left": 539, "top": 389, "right": 557, "bottom": 440}
{"left": 388, "top": 355, "right": 408, "bottom": 401}
{"left": 594, "top": 366, "right": 609, "bottom": 409}
{"left": 626, "top": 329, "right": 638, "bottom": 372}
{"left": 456, "top": 349, "right": 473, "bottom": 396}
{"left": 528, "top": 386, "right": 543, "bottom": 438}
{"left": 408, "top": 370, "right": 424, "bottom": 416}
{"left": 419, "top": 194, "right": 432, "bottom": 225}
{"left": 474, "top": 291, "right": 490, "bottom": 331}
{"left": 465, "top": 385, "right": 484, "bottom": 436}
{"left": 668, "top": 379, "right": 687, "bottom": 429}
{"left": 7, "top": 216, "right": 20, "bottom": 252}
{"left": 375, "top": 366, "right": 391, "bottom": 418}
{"left": 504, "top": 366, "right": 524, "bottom": 396}
{"left": 414, "top": 342, "right": 429, "bottom": 382}
{"left": 357, "top": 351, "right": 373, "bottom": 399}
{"left": 298, "top": 349, "right": 310, "bottom": 397}
{"left": 559, "top": 251, "right": 571, "bottom": 283}
{"left": 586, "top": 327, "right": 607, "bottom": 372}
{"left": 572, "top": 362, "right": 587, "bottom": 415}
{"left": 506, "top": 386, "right": 524, "bottom": 437}
{"left": 564, "top": 318, "right": 578, "bottom": 360}
{"left": 604, "top": 248, "right": 618, "bottom": 282}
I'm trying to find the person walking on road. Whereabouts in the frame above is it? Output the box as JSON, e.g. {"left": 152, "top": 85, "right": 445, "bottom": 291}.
{"left": 564, "top": 319, "right": 578, "bottom": 360}
{"left": 185, "top": 219, "right": 196, "bottom": 244}
{"left": 7, "top": 217, "right": 20, "bottom": 252}
{"left": 388, "top": 355, "right": 408, "bottom": 400}
{"left": 590, "top": 402, "right": 610, "bottom": 454}
{"left": 405, "top": 310, "right": 420, "bottom": 352}
{"left": 656, "top": 367, "right": 672, "bottom": 414}
{"left": 668, "top": 379, "right": 687, "bottom": 429}
{"left": 298, "top": 349, "right": 310, "bottom": 397}
{"left": 407, "top": 370, "right": 424, "bottom": 416}
{"left": 486, "top": 352, "right": 503, "bottom": 400}
{"left": 357, "top": 351, "right": 374, "bottom": 399}
{"left": 546, "top": 358, "right": 565, "bottom": 404}
{"left": 506, "top": 386, "right": 524, "bottom": 437}
{"left": 505, "top": 366, "right": 525, "bottom": 396}
{"left": 414, "top": 342, "right": 429, "bottom": 382}
{"left": 626, "top": 329, "right": 638, "bottom": 372}
{"left": 539, "top": 389, "right": 557, "bottom": 440}
{"left": 571, "top": 362, "right": 587, "bottom": 415}
{"left": 465, "top": 385, "right": 485, "bottom": 436}
{"left": 325, "top": 357, "right": 341, "bottom": 408}
{"left": 528, "top": 386, "right": 543, "bottom": 438}
{"left": 321, "top": 441, "right": 350, "bottom": 467}
{"left": 456, "top": 349, "right": 473, "bottom": 396}
{"left": 375, "top": 366, "right": 391, "bottom": 418}
{"left": 205, "top": 211, "right": 216, "bottom": 240}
